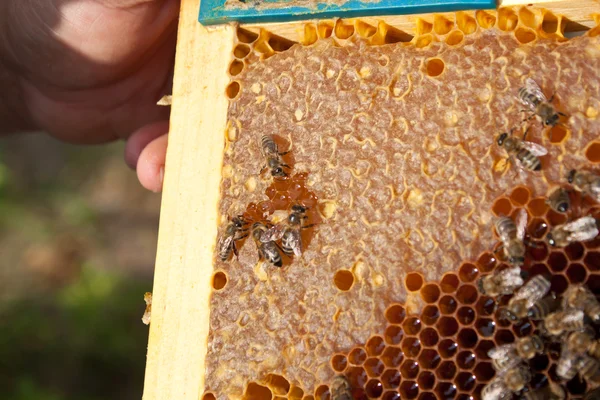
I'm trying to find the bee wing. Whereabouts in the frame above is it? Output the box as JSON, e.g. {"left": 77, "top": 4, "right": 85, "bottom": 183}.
{"left": 500, "top": 266, "right": 524, "bottom": 288}
{"left": 218, "top": 234, "right": 233, "bottom": 251}
{"left": 260, "top": 224, "right": 286, "bottom": 243}
{"left": 513, "top": 275, "right": 550, "bottom": 307}
{"left": 482, "top": 379, "right": 511, "bottom": 400}
{"left": 521, "top": 141, "right": 548, "bottom": 157}
{"left": 525, "top": 77, "right": 548, "bottom": 103}
{"left": 488, "top": 344, "right": 515, "bottom": 360}
{"left": 284, "top": 229, "right": 303, "bottom": 257}
{"left": 515, "top": 209, "right": 528, "bottom": 241}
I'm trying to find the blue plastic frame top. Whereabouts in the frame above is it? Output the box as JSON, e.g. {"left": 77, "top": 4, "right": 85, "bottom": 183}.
{"left": 199, "top": 0, "right": 497, "bottom": 26}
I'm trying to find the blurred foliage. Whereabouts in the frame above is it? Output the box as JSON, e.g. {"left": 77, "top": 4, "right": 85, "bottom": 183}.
{"left": 0, "top": 266, "right": 150, "bottom": 400}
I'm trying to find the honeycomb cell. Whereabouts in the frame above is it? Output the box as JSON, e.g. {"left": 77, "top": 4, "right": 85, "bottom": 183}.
{"left": 437, "top": 316, "right": 459, "bottom": 337}
{"left": 457, "top": 351, "right": 476, "bottom": 370}
{"left": 334, "top": 269, "right": 355, "bottom": 291}
{"left": 529, "top": 373, "right": 549, "bottom": 390}
{"left": 457, "top": 328, "right": 478, "bottom": 349}
{"left": 237, "top": 28, "right": 258, "bottom": 44}
{"left": 546, "top": 209, "right": 567, "bottom": 226}
{"left": 492, "top": 197, "right": 512, "bottom": 217}
{"left": 212, "top": 271, "right": 228, "bottom": 290}
{"left": 518, "top": 7, "right": 536, "bottom": 28}
{"left": 477, "top": 252, "right": 497, "bottom": 273}
{"left": 528, "top": 218, "right": 548, "bottom": 239}
{"left": 550, "top": 274, "right": 568, "bottom": 294}
{"left": 265, "top": 374, "right": 291, "bottom": 395}
{"left": 381, "top": 346, "right": 404, "bottom": 368}
{"left": 565, "top": 242, "right": 585, "bottom": 261}
{"left": 385, "top": 304, "right": 407, "bottom": 324}
{"left": 403, "top": 317, "right": 422, "bottom": 335}
{"left": 355, "top": 20, "right": 376, "bottom": 38}
{"left": 382, "top": 391, "right": 401, "bottom": 400}
{"left": 510, "top": 186, "right": 531, "bottom": 207}
{"left": 566, "top": 263, "right": 587, "bottom": 283}
{"left": 530, "top": 354, "right": 550, "bottom": 372}
{"left": 400, "top": 359, "right": 419, "bottom": 379}
{"left": 415, "top": 34, "right": 433, "bottom": 49}
{"left": 527, "top": 241, "right": 549, "bottom": 261}
{"left": 586, "top": 274, "right": 600, "bottom": 292}
{"left": 426, "top": 58, "right": 445, "bottom": 77}
{"left": 317, "top": 21, "right": 334, "bottom": 38}
{"left": 456, "top": 285, "right": 478, "bottom": 304}
{"left": 366, "top": 379, "right": 384, "bottom": 398}
{"left": 244, "top": 382, "right": 273, "bottom": 400}
{"left": 349, "top": 347, "right": 368, "bottom": 365}
{"left": 473, "top": 362, "right": 495, "bottom": 382}
{"left": 515, "top": 27, "right": 537, "bottom": 44}
{"left": 302, "top": 24, "right": 318, "bottom": 45}
{"left": 435, "top": 382, "right": 457, "bottom": 399}
{"left": 498, "top": 7, "right": 518, "bottom": 31}
{"left": 331, "top": 354, "right": 348, "bottom": 372}
{"left": 476, "top": 10, "right": 496, "bottom": 29}
{"left": 530, "top": 263, "right": 551, "bottom": 278}
{"left": 401, "top": 337, "right": 421, "bottom": 358}
{"left": 385, "top": 325, "right": 404, "bottom": 345}
{"left": 513, "top": 320, "right": 533, "bottom": 338}
{"left": 456, "top": 12, "right": 477, "bottom": 34}
{"left": 420, "top": 328, "right": 439, "bottom": 347}
{"left": 586, "top": 141, "right": 600, "bottom": 163}
{"left": 400, "top": 381, "right": 419, "bottom": 400}
{"left": 527, "top": 197, "right": 549, "bottom": 217}
{"left": 439, "top": 295, "right": 458, "bottom": 315}
{"left": 334, "top": 19, "right": 355, "bottom": 39}
{"left": 421, "top": 305, "right": 440, "bottom": 325}
{"left": 455, "top": 372, "right": 476, "bottom": 391}
{"left": 548, "top": 251, "right": 568, "bottom": 272}
{"left": 234, "top": 43, "right": 251, "bottom": 58}
{"left": 421, "top": 283, "right": 441, "bottom": 303}
{"left": 474, "top": 340, "right": 494, "bottom": 359}
{"left": 202, "top": 392, "right": 216, "bottom": 400}
{"left": 405, "top": 273, "right": 424, "bottom": 292}
{"left": 548, "top": 125, "right": 568, "bottom": 144}
{"left": 289, "top": 386, "right": 304, "bottom": 400}
{"left": 365, "top": 358, "right": 385, "bottom": 377}
{"left": 417, "top": 393, "right": 436, "bottom": 400}
{"left": 475, "top": 297, "right": 495, "bottom": 317}
{"left": 566, "top": 375, "right": 587, "bottom": 395}
{"left": 418, "top": 371, "right": 436, "bottom": 390}
{"left": 438, "top": 339, "right": 458, "bottom": 359}
{"left": 457, "top": 306, "right": 475, "bottom": 325}
{"left": 347, "top": 366, "right": 368, "bottom": 388}
{"left": 446, "top": 30, "right": 464, "bottom": 46}
{"left": 585, "top": 251, "right": 600, "bottom": 270}
{"left": 314, "top": 385, "right": 329, "bottom": 400}
{"left": 458, "top": 263, "right": 479, "bottom": 283}
{"left": 441, "top": 273, "right": 460, "bottom": 293}
{"left": 434, "top": 15, "right": 454, "bottom": 34}
{"left": 382, "top": 369, "right": 401, "bottom": 389}
{"left": 494, "top": 329, "right": 514, "bottom": 345}
{"left": 229, "top": 59, "right": 244, "bottom": 76}
{"left": 419, "top": 349, "right": 441, "bottom": 370}
{"left": 437, "top": 360, "right": 457, "bottom": 380}
{"left": 585, "top": 237, "right": 600, "bottom": 250}
{"left": 226, "top": 81, "right": 241, "bottom": 99}
{"left": 367, "top": 335, "right": 386, "bottom": 357}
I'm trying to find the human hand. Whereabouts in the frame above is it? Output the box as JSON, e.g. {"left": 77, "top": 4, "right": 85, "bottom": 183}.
{"left": 0, "top": 0, "right": 180, "bottom": 192}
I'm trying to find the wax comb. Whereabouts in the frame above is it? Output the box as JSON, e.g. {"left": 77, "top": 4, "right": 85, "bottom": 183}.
{"left": 199, "top": 0, "right": 497, "bottom": 25}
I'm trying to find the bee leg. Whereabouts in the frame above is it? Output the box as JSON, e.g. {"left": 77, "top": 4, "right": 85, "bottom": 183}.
{"left": 522, "top": 127, "right": 530, "bottom": 141}
{"left": 233, "top": 242, "right": 239, "bottom": 258}
{"left": 259, "top": 165, "right": 268, "bottom": 175}
{"left": 558, "top": 111, "right": 567, "bottom": 117}
{"left": 279, "top": 150, "right": 291, "bottom": 156}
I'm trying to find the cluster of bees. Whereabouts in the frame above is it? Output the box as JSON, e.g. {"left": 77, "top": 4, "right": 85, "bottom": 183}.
{"left": 478, "top": 79, "right": 600, "bottom": 399}
{"left": 216, "top": 135, "right": 314, "bottom": 267}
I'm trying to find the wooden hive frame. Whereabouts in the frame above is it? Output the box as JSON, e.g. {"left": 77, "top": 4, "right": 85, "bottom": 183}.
{"left": 142, "top": 1, "right": 600, "bottom": 399}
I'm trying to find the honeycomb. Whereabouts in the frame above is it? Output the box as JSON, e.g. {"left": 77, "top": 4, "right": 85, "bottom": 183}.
{"left": 205, "top": 8, "right": 600, "bottom": 400}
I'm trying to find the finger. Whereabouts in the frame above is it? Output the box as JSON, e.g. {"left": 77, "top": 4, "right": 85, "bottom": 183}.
{"left": 125, "top": 121, "right": 170, "bottom": 169}
{"left": 137, "top": 133, "right": 168, "bottom": 192}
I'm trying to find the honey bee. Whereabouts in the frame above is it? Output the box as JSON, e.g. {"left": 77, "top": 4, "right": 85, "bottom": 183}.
{"left": 499, "top": 274, "right": 551, "bottom": 323}
{"left": 252, "top": 222, "right": 283, "bottom": 267}
{"left": 331, "top": 375, "right": 353, "bottom": 400}
{"left": 542, "top": 309, "right": 586, "bottom": 337}
{"left": 496, "top": 128, "right": 548, "bottom": 172}
{"left": 495, "top": 209, "right": 529, "bottom": 266}
{"left": 545, "top": 216, "right": 600, "bottom": 248}
{"left": 563, "top": 284, "right": 600, "bottom": 323}
{"left": 482, "top": 365, "right": 532, "bottom": 400}
{"left": 260, "top": 135, "right": 291, "bottom": 178}
{"left": 520, "top": 382, "right": 565, "bottom": 400}
{"left": 518, "top": 77, "right": 566, "bottom": 128}
{"left": 217, "top": 215, "right": 249, "bottom": 261}
{"left": 557, "top": 346, "right": 581, "bottom": 380}
{"left": 488, "top": 335, "right": 544, "bottom": 372}
{"left": 578, "top": 355, "right": 600, "bottom": 384}
{"left": 566, "top": 330, "right": 600, "bottom": 360}
{"left": 546, "top": 187, "right": 571, "bottom": 213}
{"left": 261, "top": 204, "right": 315, "bottom": 257}
{"left": 568, "top": 169, "right": 600, "bottom": 202}
{"left": 478, "top": 266, "right": 524, "bottom": 298}
{"left": 527, "top": 294, "right": 561, "bottom": 320}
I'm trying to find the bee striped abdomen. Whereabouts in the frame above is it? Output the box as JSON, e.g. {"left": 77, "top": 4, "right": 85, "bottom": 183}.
{"left": 519, "top": 87, "right": 541, "bottom": 107}
{"left": 516, "top": 147, "right": 542, "bottom": 171}
{"left": 495, "top": 216, "right": 517, "bottom": 239}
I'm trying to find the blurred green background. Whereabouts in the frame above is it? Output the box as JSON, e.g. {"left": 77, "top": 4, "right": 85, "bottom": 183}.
{"left": 0, "top": 134, "right": 160, "bottom": 400}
